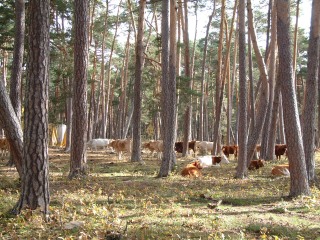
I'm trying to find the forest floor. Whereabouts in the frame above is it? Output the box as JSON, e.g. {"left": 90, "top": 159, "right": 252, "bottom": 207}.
{"left": 0, "top": 147, "right": 320, "bottom": 240}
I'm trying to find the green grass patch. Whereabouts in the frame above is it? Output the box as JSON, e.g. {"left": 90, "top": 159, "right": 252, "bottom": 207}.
{"left": 0, "top": 149, "right": 320, "bottom": 239}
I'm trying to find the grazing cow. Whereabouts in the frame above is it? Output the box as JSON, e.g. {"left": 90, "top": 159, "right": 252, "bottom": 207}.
{"left": 108, "top": 138, "right": 132, "bottom": 160}
{"left": 175, "top": 141, "right": 199, "bottom": 155}
{"left": 248, "top": 159, "right": 265, "bottom": 170}
{"left": 197, "top": 154, "right": 229, "bottom": 168}
{"left": 0, "top": 138, "right": 10, "bottom": 157}
{"left": 196, "top": 141, "right": 214, "bottom": 154}
{"left": 275, "top": 144, "right": 287, "bottom": 160}
{"left": 181, "top": 160, "right": 203, "bottom": 177}
{"left": 222, "top": 145, "right": 238, "bottom": 158}
{"left": 142, "top": 140, "right": 163, "bottom": 159}
{"left": 87, "top": 138, "right": 112, "bottom": 151}
{"left": 271, "top": 164, "right": 290, "bottom": 176}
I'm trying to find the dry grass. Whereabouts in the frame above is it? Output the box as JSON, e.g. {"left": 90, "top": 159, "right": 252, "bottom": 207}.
{"left": 0, "top": 148, "right": 320, "bottom": 239}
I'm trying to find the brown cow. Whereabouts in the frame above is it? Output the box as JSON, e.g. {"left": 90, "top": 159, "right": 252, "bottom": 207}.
{"left": 212, "top": 156, "right": 222, "bottom": 165}
{"left": 222, "top": 145, "right": 238, "bottom": 158}
{"left": 0, "top": 138, "right": 10, "bottom": 157}
{"left": 248, "top": 159, "right": 265, "bottom": 170}
{"left": 175, "top": 141, "right": 198, "bottom": 155}
{"left": 181, "top": 160, "right": 203, "bottom": 177}
{"left": 275, "top": 144, "right": 287, "bottom": 160}
{"left": 271, "top": 164, "right": 290, "bottom": 176}
{"left": 109, "top": 138, "right": 132, "bottom": 160}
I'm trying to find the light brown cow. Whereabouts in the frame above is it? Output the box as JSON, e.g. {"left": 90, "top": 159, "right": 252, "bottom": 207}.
{"left": 271, "top": 164, "right": 290, "bottom": 176}
{"left": 142, "top": 140, "right": 163, "bottom": 159}
{"left": 181, "top": 160, "right": 203, "bottom": 177}
{"left": 108, "top": 138, "right": 132, "bottom": 160}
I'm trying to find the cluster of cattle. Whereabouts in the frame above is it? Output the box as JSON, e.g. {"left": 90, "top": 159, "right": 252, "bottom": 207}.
{"left": 181, "top": 143, "right": 289, "bottom": 178}
{"left": 0, "top": 136, "right": 291, "bottom": 179}
{"left": 85, "top": 138, "right": 290, "bottom": 178}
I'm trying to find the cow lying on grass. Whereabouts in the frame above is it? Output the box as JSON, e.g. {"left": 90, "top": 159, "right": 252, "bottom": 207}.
{"left": 271, "top": 164, "right": 290, "bottom": 176}
{"left": 181, "top": 160, "right": 203, "bottom": 177}
{"left": 248, "top": 159, "right": 265, "bottom": 170}
{"left": 197, "top": 154, "right": 229, "bottom": 168}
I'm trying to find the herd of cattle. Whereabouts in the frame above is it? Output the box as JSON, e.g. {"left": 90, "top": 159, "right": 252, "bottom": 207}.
{"left": 86, "top": 138, "right": 290, "bottom": 178}
{"left": 0, "top": 136, "right": 290, "bottom": 178}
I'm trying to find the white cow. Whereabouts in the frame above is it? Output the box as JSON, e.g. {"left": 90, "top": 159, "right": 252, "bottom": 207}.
{"left": 196, "top": 141, "right": 214, "bottom": 154}
{"left": 87, "top": 138, "right": 112, "bottom": 151}
{"left": 197, "top": 153, "right": 229, "bottom": 168}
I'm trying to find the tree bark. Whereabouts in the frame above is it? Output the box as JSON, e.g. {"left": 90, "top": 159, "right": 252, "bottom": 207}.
{"left": 199, "top": 6, "right": 215, "bottom": 141}
{"left": 235, "top": 0, "right": 248, "bottom": 178}
{"left": 158, "top": 0, "right": 177, "bottom": 177}
{"left": 69, "top": 0, "right": 89, "bottom": 179}
{"left": 302, "top": 0, "right": 320, "bottom": 183}
{"left": 245, "top": 0, "right": 270, "bottom": 166}
{"left": 276, "top": 0, "right": 310, "bottom": 197}
{"left": 131, "top": 0, "right": 146, "bottom": 162}
{"left": 261, "top": 0, "right": 277, "bottom": 160}
{"left": 14, "top": 0, "right": 50, "bottom": 218}
{"left": 102, "top": 0, "right": 122, "bottom": 138}
{"left": 182, "top": 0, "right": 192, "bottom": 157}
{"left": 0, "top": 80, "right": 23, "bottom": 177}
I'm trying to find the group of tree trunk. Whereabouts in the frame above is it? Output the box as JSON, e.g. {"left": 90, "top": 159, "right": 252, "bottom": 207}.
{"left": 0, "top": 0, "right": 319, "bottom": 216}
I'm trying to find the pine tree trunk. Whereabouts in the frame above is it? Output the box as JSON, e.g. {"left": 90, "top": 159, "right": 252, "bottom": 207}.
{"left": 182, "top": 0, "right": 192, "bottom": 157}
{"left": 245, "top": 0, "right": 270, "bottom": 165}
{"left": 69, "top": 0, "right": 89, "bottom": 179}
{"left": 302, "top": 0, "right": 320, "bottom": 183}
{"left": 199, "top": 7, "right": 215, "bottom": 141}
{"left": 102, "top": 1, "right": 122, "bottom": 138}
{"left": 235, "top": 0, "right": 248, "bottom": 178}
{"left": 131, "top": 0, "right": 146, "bottom": 162}
{"left": 261, "top": 1, "right": 277, "bottom": 160}
{"left": 0, "top": 80, "right": 23, "bottom": 177}
{"left": 276, "top": 0, "right": 310, "bottom": 197}
{"left": 158, "top": 0, "right": 177, "bottom": 177}
{"left": 14, "top": 0, "right": 50, "bottom": 217}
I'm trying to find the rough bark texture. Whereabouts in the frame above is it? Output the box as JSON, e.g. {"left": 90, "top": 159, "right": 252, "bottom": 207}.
{"left": 14, "top": 0, "right": 50, "bottom": 216}
{"left": 246, "top": 0, "right": 269, "bottom": 166}
{"left": 261, "top": 1, "right": 277, "bottom": 160}
{"left": 6, "top": 0, "right": 25, "bottom": 167}
{"left": 131, "top": 0, "right": 146, "bottom": 162}
{"left": 212, "top": 0, "right": 225, "bottom": 154}
{"left": 158, "top": 0, "right": 177, "bottom": 177}
{"left": 0, "top": 80, "right": 23, "bottom": 177}
{"left": 182, "top": 0, "right": 192, "bottom": 157}
{"left": 302, "top": 0, "right": 320, "bottom": 183}
{"left": 235, "top": 0, "right": 248, "bottom": 178}
{"left": 277, "top": 0, "right": 310, "bottom": 197}
{"left": 69, "top": 0, "right": 89, "bottom": 179}
{"left": 10, "top": 0, "right": 25, "bottom": 121}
